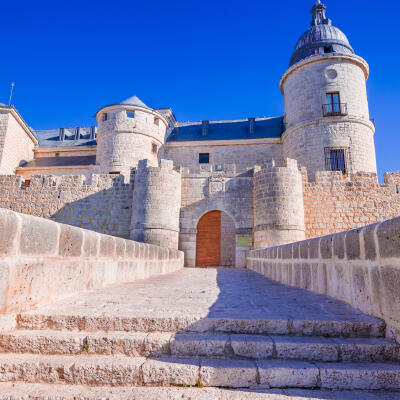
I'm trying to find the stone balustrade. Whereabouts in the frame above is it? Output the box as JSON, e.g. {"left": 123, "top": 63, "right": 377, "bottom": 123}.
{"left": 0, "top": 208, "right": 183, "bottom": 317}
{"left": 247, "top": 216, "right": 400, "bottom": 341}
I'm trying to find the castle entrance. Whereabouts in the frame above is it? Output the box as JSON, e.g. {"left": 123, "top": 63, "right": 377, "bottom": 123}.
{"left": 196, "top": 210, "right": 236, "bottom": 267}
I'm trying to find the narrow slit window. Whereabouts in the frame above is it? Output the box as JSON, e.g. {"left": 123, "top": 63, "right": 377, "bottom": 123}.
{"left": 154, "top": 117, "right": 159, "bottom": 126}
{"left": 102, "top": 113, "right": 108, "bottom": 121}
{"left": 152, "top": 143, "right": 158, "bottom": 154}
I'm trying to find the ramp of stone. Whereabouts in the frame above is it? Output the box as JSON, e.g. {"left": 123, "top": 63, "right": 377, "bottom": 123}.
{"left": 0, "top": 268, "right": 399, "bottom": 393}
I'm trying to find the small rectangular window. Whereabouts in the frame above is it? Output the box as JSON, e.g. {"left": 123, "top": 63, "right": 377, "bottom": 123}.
{"left": 154, "top": 117, "right": 159, "bottom": 126}
{"left": 199, "top": 153, "right": 210, "bottom": 164}
{"left": 102, "top": 113, "right": 108, "bottom": 121}
{"left": 127, "top": 111, "right": 135, "bottom": 119}
{"left": 25, "top": 179, "right": 31, "bottom": 187}
{"left": 109, "top": 171, "right": 120, "bottom": 175}
{"left": 152, "top": 143, "right": 158, "bottom": 154}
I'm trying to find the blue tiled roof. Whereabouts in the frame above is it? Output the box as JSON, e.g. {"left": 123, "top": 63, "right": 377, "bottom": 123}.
{"left": 34, "top": 127, "right": 97, "bottom": 148}
{"left": 166, "top": 117, "right": 283, "bottom": 142}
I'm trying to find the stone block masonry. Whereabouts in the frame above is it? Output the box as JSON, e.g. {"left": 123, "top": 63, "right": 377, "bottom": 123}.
{"left": 247, "top": 216, "right": 400, "bottom": 342}
{"left": 0, "top": 173, "right": 135, "bottom": 238}
{"left": 303, "top": 170, "right": 400, "bottom": 238}
{"left": 0, "top": 208, "right": 183, "bottom": 316}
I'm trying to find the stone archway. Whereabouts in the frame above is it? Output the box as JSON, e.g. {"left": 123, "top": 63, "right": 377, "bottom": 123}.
{"left": 196, "top": 210, "right": 236, "bottom": 268}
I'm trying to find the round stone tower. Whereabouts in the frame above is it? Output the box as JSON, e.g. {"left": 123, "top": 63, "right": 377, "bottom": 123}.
{"left": 253, "top": 158, "right": 305, "bottom": 249}
{"left": 130, "top": 159, "right": 181, "bottom": 250}
{"left": 281, "top": 0, "right": 376, "bottom": 179}
{"left": 95, "top": 96, "right": 169, "bottom": 177}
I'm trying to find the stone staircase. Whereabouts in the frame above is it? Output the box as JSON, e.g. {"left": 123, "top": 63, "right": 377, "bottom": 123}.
{"left": 0, "top": 268, "right": 399, "bottom": 398}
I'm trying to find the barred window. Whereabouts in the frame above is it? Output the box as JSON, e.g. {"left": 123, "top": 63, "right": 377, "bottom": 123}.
{"left": 324, "top": 147, "right": 348, "bottom": 174}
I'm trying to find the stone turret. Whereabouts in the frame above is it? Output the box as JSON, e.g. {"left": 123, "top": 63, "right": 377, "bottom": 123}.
{"left": 130, "top": 159, "right": 181, "bottom": 249}
{"left": 253, "top": 158, "right": 305, "bottom": 249}
{"left": 95, "top": 96, "right": 169, "bottom": 178}
{"left": 281, "top": 1, "right": 376, "bottom": 179}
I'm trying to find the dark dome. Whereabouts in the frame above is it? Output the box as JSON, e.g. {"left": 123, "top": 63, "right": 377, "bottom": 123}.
{"left": 289, "top": 1, "right": 354, "bottom": 67}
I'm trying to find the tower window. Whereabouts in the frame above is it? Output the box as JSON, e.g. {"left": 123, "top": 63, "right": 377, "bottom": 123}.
{"left": 325, "top": 147, "right": 348, "bottom": 174}
{"left": 324, "top": 45, "right": 332, "bottom": 53}
{"left": 199, "top": 153, "right": 210, "bottom": 164}
{"left": 154, "top": 117, "right": 160, "bottom": 126}
{"left": 127, "top": 111, "right": 135, "bottom": 119}
{"left": 323, "top": 92, "right": 347, "bottom": 116}
{"left": 152, "top": 143, "right": 158, "bottom": 154}
{"left": 102, "top": 113, "right": 108, "bottom": 121}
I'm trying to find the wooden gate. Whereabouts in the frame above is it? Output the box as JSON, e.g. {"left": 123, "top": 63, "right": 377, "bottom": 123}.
{"left": 196, "top": 211, "right": 221, "bottom": 267}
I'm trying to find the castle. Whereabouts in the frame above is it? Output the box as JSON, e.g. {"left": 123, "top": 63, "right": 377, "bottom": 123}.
{"left": 0, "top": 0, "right": 398, "bottom": 268}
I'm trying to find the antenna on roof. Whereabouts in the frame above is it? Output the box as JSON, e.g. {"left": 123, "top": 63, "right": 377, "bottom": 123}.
{"left": 8, "top": 82, "right": 15, "bottom": 106}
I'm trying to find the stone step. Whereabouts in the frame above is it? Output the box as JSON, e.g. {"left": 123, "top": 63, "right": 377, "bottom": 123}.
{"left": 1, "top": 330, "right": 398, "bottom": 362}
{"left": 1, "top": 383, "right": 400, "bottom": 400}
{"left": 16, "top": 313, "right": 386, "bottom": 338}
{"left": 0, "top": 354, "right": 399, "bottom": 390}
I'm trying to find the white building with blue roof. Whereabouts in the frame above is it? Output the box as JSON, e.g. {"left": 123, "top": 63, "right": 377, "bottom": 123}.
{"left": 0, "top": 1, "right": 380, "bottom": 267}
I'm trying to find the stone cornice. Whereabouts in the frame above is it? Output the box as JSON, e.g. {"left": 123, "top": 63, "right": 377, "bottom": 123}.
{"left": 16, "top": 164, "right": 94, "bottom": 172}
{"left": 98, "top": 129, "right": 165, "bottom": 147}
{"left": 34, "top": 146, "right": 96, "bottom": 153}
{"left": 279, "top": 54, "right": 369, "bottom": 93}
{"left": 281, "top": 117, "right": 375, "bottom": 142}
{"left": 95, "top": 104, "right": 169, "bottom": 128}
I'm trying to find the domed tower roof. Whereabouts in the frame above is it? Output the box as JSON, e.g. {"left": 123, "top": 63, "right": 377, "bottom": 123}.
{"left": 289, "top": 0, "right": 354, "bottom": 67}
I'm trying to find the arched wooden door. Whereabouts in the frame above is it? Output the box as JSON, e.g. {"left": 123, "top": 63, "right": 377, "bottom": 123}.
{"left": 196, "top": 211, "right": 221, "bottom": 267}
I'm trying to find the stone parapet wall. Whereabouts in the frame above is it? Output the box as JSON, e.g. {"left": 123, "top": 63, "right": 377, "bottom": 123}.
{"left": 303, "top": 170, "right": 400, "bottom": 238}
{"left": 0, "top": 173, "right": 135, "bottom": 238}
{"left": 0, "top": 209, "right": 183, "bottom": 315}
{"left": 247, "top": 217, "right": 400, "bottom": 341}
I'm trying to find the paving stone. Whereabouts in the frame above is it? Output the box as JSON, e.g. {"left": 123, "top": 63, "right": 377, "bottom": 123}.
{"left": 273, "top": 336, "right": 338, "bottom": 361}
{"left": 332, "top": 337, "right": 400, "bottom": 362}
{"left": 230, "top": 334, "right": 274, "bottom": 359}
{"left": 170, "top": 333, "right": 228, "bottom": 356}
{"left": 200, "top": 358, "right": 257, "bottom": 388}
{"left": 258, "top": 360, "right": 319, "bottom": 388}
{"left": 318, "top": 362, "right": 400, "bottom": 390}
{"left": 141, "top": 357, "right": 199, "bottom": 385}
{"left": 18, "top": 269, "right": 384, "bottom": 337}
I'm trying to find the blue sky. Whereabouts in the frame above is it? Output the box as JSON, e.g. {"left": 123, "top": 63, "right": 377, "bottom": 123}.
{"left": 1, "top": 0, "right": 399, "bottom": 179}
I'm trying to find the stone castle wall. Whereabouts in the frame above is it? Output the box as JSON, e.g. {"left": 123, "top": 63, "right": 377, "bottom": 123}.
{"left": 302, "top": 170, "right": 400, "bottom": 239}
{"left": 167, "top": 143, "right": 282, "bottom": 175}
{"left": 0, "top": 174, "right": 134, "bottom": 238}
